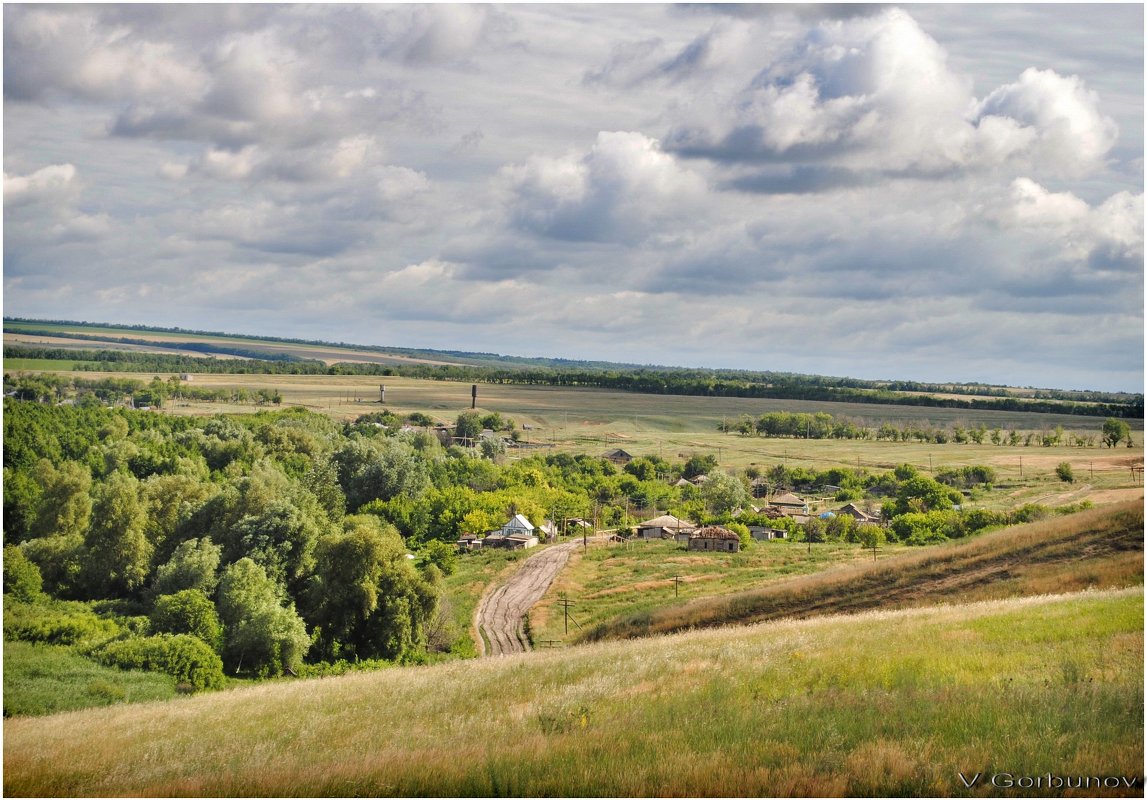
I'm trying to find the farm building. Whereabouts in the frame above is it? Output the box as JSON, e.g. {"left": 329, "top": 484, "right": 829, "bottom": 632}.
{"left": 456, "top": 533, "right": 483, "bottom": 550}
{"left": 636, "top": 514, "right": 695, "bottom": 540}
{"left": 604, "top": 448, "right": 634, "bottom": 465}
{"left": 749, "top": 525, "right": 788, "bottom": 541}
{"left": 688, "top": 526, "right": 741, "bottom": 553}
{"left": 770, "top": 492, "right": 810, "bottom": 516}
{"left": 836, "top": 503, "right": 882, "bottom": 524}
{"left": 504, "top": 532, "right": 539, "bottom": 549}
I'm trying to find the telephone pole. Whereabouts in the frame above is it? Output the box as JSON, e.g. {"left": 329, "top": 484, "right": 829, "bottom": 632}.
{"left": 556, "top": 594, "right": 580, "bottom": 636}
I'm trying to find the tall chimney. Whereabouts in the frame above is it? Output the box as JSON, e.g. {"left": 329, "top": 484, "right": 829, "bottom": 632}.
{"left": 471, "top": 384, "right": 477, "bottom": 409}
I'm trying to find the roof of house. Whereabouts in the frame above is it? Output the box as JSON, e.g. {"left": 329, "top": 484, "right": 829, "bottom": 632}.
{"left": 637, "top": 514, "right": 696, "bottom": 529}
{"left": 772, "top": 492, "right": 807, "bottom": 506}
{"left": 837, "top": 503, "right": 880, "bottom": 520}
{"left": 504, "top": 514, "right": 534, "bottom": 530}
{"left": 690, "top": 526, "right": 740, "bottom": 541}
{"left": 604, "top": 448, "right": 633, "bottom": 459}
{"left": 505, "top": 532, "right": 538, "bottom": 542}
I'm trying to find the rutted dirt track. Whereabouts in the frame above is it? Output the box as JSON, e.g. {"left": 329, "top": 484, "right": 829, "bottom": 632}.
{"left": 475, "top": 542, "right": 579, "bottom": 656}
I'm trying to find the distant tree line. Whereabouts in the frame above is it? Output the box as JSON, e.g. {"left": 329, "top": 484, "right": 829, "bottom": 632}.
{"left": 6, "top": 341, "right": 1141, "bottom": 420}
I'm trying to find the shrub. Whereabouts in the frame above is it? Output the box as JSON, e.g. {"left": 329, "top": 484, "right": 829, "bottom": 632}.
{"left": 4, "top": 599, "right": 120, "bottom": 645}
{"left": 92, "top": 634, "right": 225, "bottom": 692}
{"left": 1055, "top": 462, "right": 1075, "bottom": 483}
{"left": 4, "top": 546, "right": 43, "bottom": 602}
{"left": 150, "top": 589, "right": 223, "bottom": 651}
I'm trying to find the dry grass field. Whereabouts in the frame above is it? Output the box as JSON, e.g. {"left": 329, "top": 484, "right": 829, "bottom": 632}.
{"left": 5, "top": 588, "right": 1141, "bottom": 797}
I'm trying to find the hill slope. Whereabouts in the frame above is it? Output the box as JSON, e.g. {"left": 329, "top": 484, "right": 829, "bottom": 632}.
{"left": 4, "top": 589, "right": 1141, "bottom": 797}
{"left": 583, "top": 500, "right": 1143, "bottom": 643}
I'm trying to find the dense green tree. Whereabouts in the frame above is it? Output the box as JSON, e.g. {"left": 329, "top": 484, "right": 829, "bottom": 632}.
{"left": 141, "top": 472, "right": 214, "bottom": 561}
{"left": 306, "top": 515, "right": 439, "bottom": 663}
{"left": 453, "top": 411, "right": 483, "bottom": 442}
{"left": 682, "top": 454, "right": 718, "bottom": 480}
{"left": 216, "top": 558, "right": 310, "bottom": 677}
{"left": 20, "top": 534, "right": 85, "bottom": 597}
{"left": 3, "top": 466, "right": 42, "bottom": 542}
{"left": 150, "top": 588, "right": 223, "bottom": 650}
{"left": 29, "top": 460, "right": 93, "bottom": 541}
{"left": 700, "top": 471, "right": 751, "bottom": 516}
{"left": 227, "top": 499, "right": 326, "bottom": 594}
{"left": 81, "top": 471, "right": 151, "bottom": 597}
{"left": 151, "top": 537, "right": 222, "bottom": 597}
{"left": 332, "top": 437, "right": 430, "bottom": 511}
{"left": 1102, "top": 418, "right": 1131, "bottom": 448}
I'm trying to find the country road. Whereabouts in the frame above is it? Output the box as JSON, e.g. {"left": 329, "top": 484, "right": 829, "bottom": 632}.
{"left": 475, "top": 541, "right": 580, "bottom": 656}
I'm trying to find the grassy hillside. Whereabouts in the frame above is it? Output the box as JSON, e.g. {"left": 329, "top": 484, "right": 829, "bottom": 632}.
{"left": 5, "top": 588, "right": 1141, "bottom": 797}
{"left": 582, "top": 500, "right": 1143, "bottom": 643}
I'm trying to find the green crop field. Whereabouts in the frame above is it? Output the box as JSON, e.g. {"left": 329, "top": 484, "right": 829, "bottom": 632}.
{"left": 5, "top": 588, "right": 1141, "bottom": 797}
{"left": 3, "top": 358, "right": 78, "bottom": 371}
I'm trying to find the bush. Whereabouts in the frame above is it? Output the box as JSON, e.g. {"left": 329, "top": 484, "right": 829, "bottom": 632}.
{"left": 4, "top": 599, "right": 120, "bottom": 645}
{"left": 4, "top": 546, "right": 43, "bottom": 601}
{"left": 92, "top": 634, "right": 225, "bottom": 692}
{"left": 1055, "top": 462, "right": 1075, "bottom": 483}
{"left": 150, "top": 589, "right": 223, "bottom": 651}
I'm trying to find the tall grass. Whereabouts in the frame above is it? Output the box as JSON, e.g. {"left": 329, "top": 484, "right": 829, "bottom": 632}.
{"left": 4, "top": 641, "right": 175, "bottom": 717}
{"left": 5, "top": 588, "right": 1141, "bottom": 797}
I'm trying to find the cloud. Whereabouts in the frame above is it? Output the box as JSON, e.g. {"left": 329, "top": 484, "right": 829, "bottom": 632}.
{"left": 4, "top": 164, "right": 78, "bottom": 208}
{"left": 972, "top": 68, "right": 1119, "bottom": 176}
{"left": 664, "top": 9, "right": 1119, "bottom": 181}
{"left": 502, "top": 131, "right": 707, "bottom": 244}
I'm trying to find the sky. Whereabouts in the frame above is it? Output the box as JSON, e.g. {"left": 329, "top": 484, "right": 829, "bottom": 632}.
{"left": 3, "top": 3, "right": 1143, "bottom": 392}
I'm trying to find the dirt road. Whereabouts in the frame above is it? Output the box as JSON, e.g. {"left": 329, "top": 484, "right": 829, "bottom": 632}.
{"left": 475, "top": 541, "right": 579, "bottom": 656}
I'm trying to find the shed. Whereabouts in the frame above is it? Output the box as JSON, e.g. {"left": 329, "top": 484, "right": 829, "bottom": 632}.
{"left": 636, "top": 514, "right": 695, "bottom": 540}
{"left": 688, "top": 526, "right": 741, "bottom": 553}
{"left": 604, "top": 448, "right": 634, "bottom": 465}
{"left": 749, "top": 525, "right": 788, "bottom": 541}
{"left": 456, "top": 533, "right": 484, "bottom": 550}
{"left": 504, "top": 533, "right": 539, "bottom": 550}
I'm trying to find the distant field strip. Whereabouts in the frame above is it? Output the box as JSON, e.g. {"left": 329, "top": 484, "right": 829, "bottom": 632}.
{"left": 584, "top": 500, "right": 1144, "bottom": 642}
{"left": 5, "top": 588, "right": 1141, "bottom": 797}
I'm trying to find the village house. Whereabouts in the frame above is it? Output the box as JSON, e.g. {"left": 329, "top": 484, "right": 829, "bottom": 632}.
{"left": 770, "top": 492, "right": 810, "bottom": 516}
{"left": 836, "top": 503, "right": 882, "bottom": 525}
{"left": 484, "top": 514, "right": 539, "bottom": 549}
{"left": 604, "top": 448, "right": 634, "bottom": 465}
{"left": 635, "top": 514, "right": 695, "bottom": 540}
{"left": 688, "top": 525, "right": 741, "bottom": 553}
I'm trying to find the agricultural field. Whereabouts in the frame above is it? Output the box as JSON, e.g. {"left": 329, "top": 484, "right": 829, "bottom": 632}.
{"left": 5, "top": 588, "right": 1141, "bottom": 797}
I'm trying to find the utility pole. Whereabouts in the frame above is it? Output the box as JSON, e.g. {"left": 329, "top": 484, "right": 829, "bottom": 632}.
{"left": 556, "top": 594, "right": 579, "bottom": 636}
{"left": 672, "top": 574, "right": 682, "bottom": 598}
